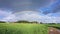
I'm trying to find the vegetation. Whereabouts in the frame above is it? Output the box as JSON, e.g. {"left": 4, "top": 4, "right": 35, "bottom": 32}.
{"left": 0, "top": 20, "right": 60, "bottom": 34}
{"left": 14, "top": 20, "right": 29, "bottom": 23}
{"left": 14, "top": 20, "right": 39, "bottom": 24}
{"left": 0, "top": 21, "right": 6, "bottom": 23}
{"left": 0, "top": 23, "right": 48, "bottom": 34}
{"left": 47, "top": 24, "right": 60, "bottom": 29}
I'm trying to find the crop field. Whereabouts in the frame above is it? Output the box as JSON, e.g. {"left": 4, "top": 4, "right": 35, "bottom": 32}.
{"left": 0, "top": 23, "right": 48, "bottom": 34}
{"left": 48, "top": 24, "right": 60, "bottom": 30}
{"left": 0, "top": 23, "right": 60, "bottom": 34}
{"left": 48, "top": 24, "right": 60, "bottom": 28}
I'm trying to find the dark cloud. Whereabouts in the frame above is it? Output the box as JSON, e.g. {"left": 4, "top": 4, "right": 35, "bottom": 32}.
{"left": 0, "top": 0, "right": 52, "bottom": 13}
{"left": 52, "top": 4, "right": 60, "bottom": 13}
{"left": 43, "top": 11, "right": 51, "bottom": 15}
{"left": 42, "top": 0, "right": 60, "bottom": 14}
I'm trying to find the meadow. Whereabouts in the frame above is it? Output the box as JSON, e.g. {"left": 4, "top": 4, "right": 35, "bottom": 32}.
{"left": 0, "top": 23, "right": 48, "bottom": 34}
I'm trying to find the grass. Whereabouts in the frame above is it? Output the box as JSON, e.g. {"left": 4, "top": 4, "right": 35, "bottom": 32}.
{"left": 0, "top": 23, "right": 48, "bottom": 34}
{"left": 47, "top": 24, "right": 60, "bottom": 29}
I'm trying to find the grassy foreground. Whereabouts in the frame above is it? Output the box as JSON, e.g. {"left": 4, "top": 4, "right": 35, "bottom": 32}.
{"left": 0, "top": 23, "right": 48, "bottom": 34}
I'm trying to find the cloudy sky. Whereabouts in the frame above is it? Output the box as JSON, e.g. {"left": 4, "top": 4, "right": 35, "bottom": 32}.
{"left": 0, "top": 0, "right": 60, "bottom": 23}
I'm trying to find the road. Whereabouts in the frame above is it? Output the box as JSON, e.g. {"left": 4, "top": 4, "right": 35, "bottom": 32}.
{"left": 49, "top": 27, "right": 60, "bottom": 34}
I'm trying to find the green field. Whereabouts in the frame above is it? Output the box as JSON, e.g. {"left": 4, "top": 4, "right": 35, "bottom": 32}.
{"left": 47, "top": 24, "right": 60, "bottom": 29}
{"left": 0, "top": 23, "right": 48, "bottom": 34}
{"left": 47, "top": 24, "right": 60, "bottom": 27}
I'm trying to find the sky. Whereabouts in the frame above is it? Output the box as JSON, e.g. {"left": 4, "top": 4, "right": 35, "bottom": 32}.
{"left": 0, "top": 0, "right": 60, "bottom": 23}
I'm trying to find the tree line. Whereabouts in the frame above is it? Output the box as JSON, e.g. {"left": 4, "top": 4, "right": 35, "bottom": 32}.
{"left": 0, "top": 20, "right": 59, "bottom": 24}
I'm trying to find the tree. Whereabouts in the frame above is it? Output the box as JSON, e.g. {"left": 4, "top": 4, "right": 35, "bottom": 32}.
{"left": 31, "top": 21, "right": 38, "bottom": 24}
{"left": 0, "top": 21, "right": 6, "bottom": 23}
{"left": 40, "top": 22, "right": 43, "bottom": 24}
{"left": 14, "top": 20, "right": 30, "bottom": 23}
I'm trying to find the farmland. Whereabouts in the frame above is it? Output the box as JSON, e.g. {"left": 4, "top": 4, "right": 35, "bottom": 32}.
{"left": 0, "top": 23, "right": 48, "bottom": 34}
{"left": 0, "top": 23, "right": 60, "bottom": 34}
{"left": 47, "top": 24, "right": 60, "bottom": 29}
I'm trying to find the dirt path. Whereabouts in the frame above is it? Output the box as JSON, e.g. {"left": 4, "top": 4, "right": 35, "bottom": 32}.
{"left": 49, "top": 27, "right": 60, "bottom": 34}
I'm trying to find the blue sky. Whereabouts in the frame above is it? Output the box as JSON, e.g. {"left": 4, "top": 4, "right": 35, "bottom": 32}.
{"left": 0, "top": 0, "right": 60, "bottom": 23}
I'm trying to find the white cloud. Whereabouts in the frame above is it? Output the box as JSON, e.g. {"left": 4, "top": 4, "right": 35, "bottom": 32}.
{"left": 14, "top": 11, "right": 60, "bottom": 23}
{"left": 0, "top": 10, "right": 16, "bottom": 22}
{"left": 0, "top": 10, "right": 60, "bottom": 23}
